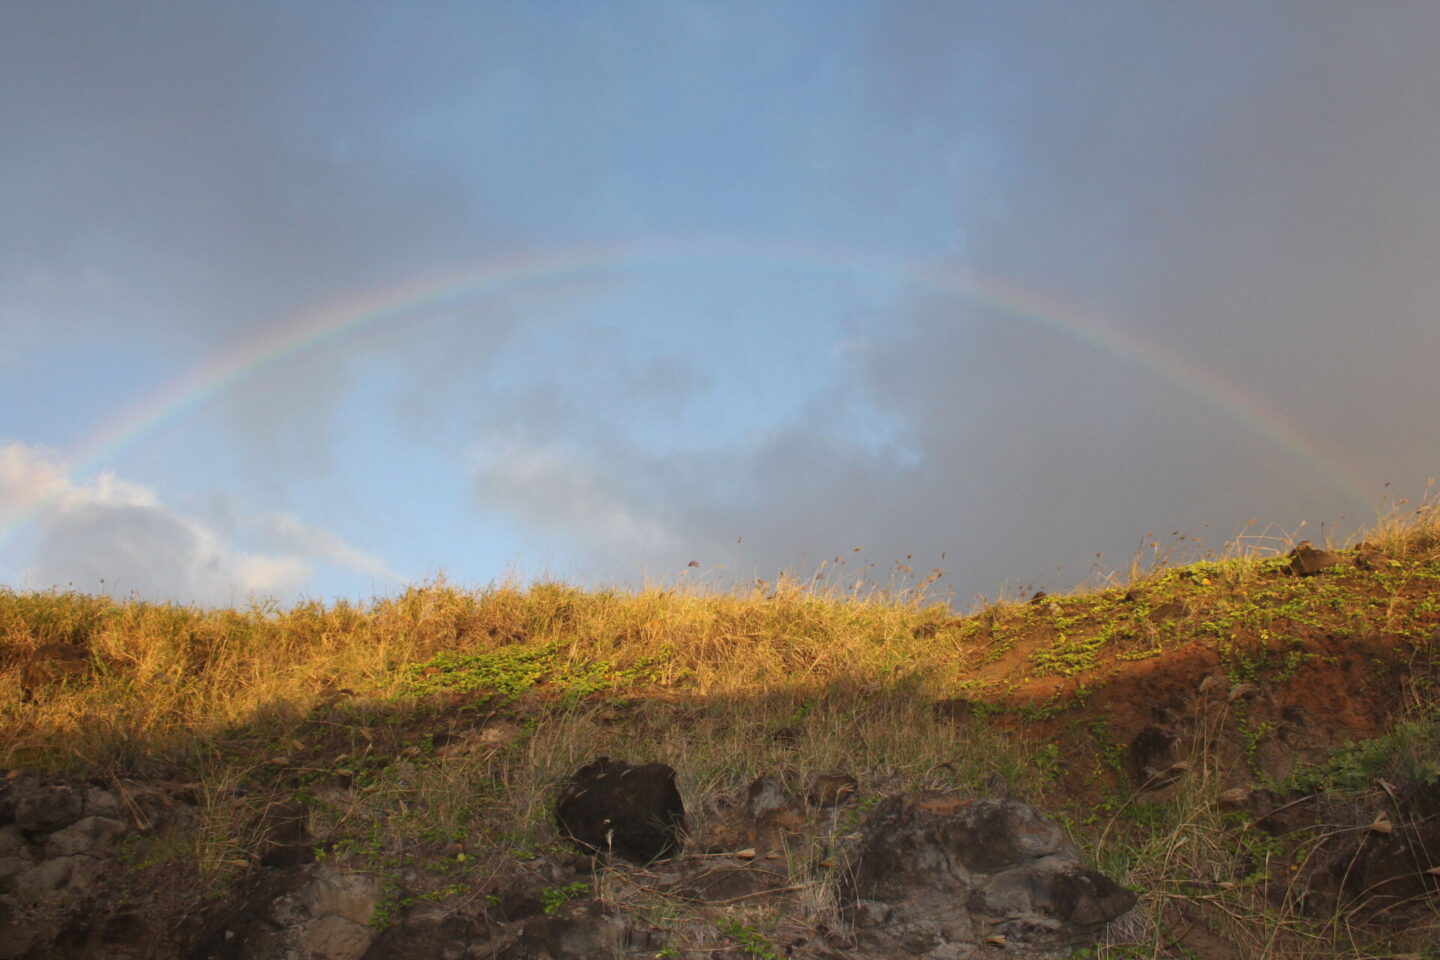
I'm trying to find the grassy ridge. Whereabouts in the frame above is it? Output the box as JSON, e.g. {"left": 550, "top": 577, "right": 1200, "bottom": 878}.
{"left": 1, "top": 573, "right": 974, "bottom": 774}
{"left": 2, "top": 500, "right": 1439, "bottom": 957}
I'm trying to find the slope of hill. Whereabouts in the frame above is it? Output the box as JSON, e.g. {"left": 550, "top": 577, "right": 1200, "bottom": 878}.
{"left": 2, "top": 505, "right": 1438, "bottom": 959}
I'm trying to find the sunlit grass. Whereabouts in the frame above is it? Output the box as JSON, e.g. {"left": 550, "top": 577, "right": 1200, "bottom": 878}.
{"left": 1, "top": 492, "right": 1437, "bottom": 956}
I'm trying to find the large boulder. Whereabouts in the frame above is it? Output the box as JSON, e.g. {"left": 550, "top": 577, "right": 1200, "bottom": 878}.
{"left": 554, "top": 758, "right": 685, "bottom": 864}
{"left": 843, "top": 794, "right": 1136, "bottom": 959}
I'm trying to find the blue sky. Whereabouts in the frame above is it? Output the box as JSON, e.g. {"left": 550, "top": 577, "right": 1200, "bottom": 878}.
{"left": 3, "top": 2, "right": 1438, "bottom": 607}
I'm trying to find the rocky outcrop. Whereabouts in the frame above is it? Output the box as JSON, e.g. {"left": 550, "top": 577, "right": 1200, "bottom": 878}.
{"left": 0, "top": 774, "right": 137, "bottom": 959}
{"left": 843, "top": 794, "right": 1136, "bottom": 959}
{"left": 0, "top": 762, "right": 1136, "bottom": 960}
{"left": 198, "top": 865, "right": 381, "bottom": 960}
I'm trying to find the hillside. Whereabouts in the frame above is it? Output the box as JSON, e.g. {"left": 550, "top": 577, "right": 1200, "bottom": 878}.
{"left": 2, "top": 505, "right": 1438, "bottom": 960}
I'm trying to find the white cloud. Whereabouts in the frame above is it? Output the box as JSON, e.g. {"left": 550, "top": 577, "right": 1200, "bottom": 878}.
{"left": 0, "top": 442, "right": 68, "bottom": 518}
{"left": 249, "top": 511, "right": 407, "bottom": 585}
{"left": 471, "top": 433, "right": 678, "bottom": 559}
{"left": 0, "top": 441, "right": 397, "bottom": 605}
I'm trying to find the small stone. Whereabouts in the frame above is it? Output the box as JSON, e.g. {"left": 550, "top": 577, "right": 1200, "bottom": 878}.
{"left": 1353, "top": 545, "right": 1391, "bottom": 571}
{"left": 515, "top": 899, "right": 630, "bottom": 960}
{"left": 0, "top": 856, "right": 28, "bottom": 884}
{"left": 12, "top": 781, "right": 85, "bottom": 834}
{"left": 853, "top": 899, "right": 892, "bottom": 927}
{"left": 0, "top": 825, "right": 30, "bottom": 858}
{"left": 45, "top": 816, "right": 127, "bottom": 858}
{"left": 302, "top": 869, "right": 380, "bottom": 926}
{"left": 13, "top": 856, "right": 77, "bottom": 898}
{"left": 1287, "top": 541, "right": 1342, "bottom": 576}
{"left": 300, "top": 915, "right": 373, "bottom": 960}
{"left": 83, "top": 787, "right": 123, "bottom": 820}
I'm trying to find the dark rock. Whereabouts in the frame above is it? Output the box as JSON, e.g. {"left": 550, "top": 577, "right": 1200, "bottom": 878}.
{"left": 81, "top": 786, "right": 122, "bottom": 820}
{"left": 843, "top": 794, "right": 1135, "bottom": 958}
{"left": 1286, "top": 541, "right": 1343, "bottom": 576}
{"left": 0, "top": 825, "right": 30, "bottom": 859}
{"left": 12, "top": 855, "right": 84, "bottom": 898}
{"left": 5, "top": 777, "right": 85, "bottom": 835}
{"left": 970, "top": 857, "right": 1137, "bottom": 929}
{"left": 554, "top": 758, "right": 684, "bottom": 863}
{"left": 505, "top": 899, "right": 636, "bottom": 960}
{"left": 43, "top": 816, "right": 127, "bottom": 858}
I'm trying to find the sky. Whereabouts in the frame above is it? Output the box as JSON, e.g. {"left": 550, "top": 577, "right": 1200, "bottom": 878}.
{"left": 2, "top": 1, "right": 1438, "bottom": 608}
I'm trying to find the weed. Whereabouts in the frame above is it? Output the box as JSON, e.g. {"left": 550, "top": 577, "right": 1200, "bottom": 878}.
{"left": 717, "top": 917, "right": 784, "bottom": 960}
{"left": 540, "top": 881, "right": 591, "bottom": 913}
{"left": 1031, "top": 631, "right": 1108, "bottom": 676}
{"left": 1277, "top": 712, "right": 1440, "bottom": 794}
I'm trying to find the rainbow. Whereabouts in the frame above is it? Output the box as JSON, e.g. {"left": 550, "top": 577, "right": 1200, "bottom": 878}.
{"left": 0, "top": 237, "right": 1375, "bottom": 546}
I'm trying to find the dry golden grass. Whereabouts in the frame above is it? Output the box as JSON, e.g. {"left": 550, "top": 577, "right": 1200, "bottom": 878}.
{"left": 0, "top": 494, "right": 1436, "bottom": 957}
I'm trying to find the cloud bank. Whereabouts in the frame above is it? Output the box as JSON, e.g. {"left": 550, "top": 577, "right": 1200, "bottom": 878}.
{"left": 4, "top": 3, "right": 1438, "bottom": 604}
{"left": 1, "top": 443, "right": 402, "bottom": 605}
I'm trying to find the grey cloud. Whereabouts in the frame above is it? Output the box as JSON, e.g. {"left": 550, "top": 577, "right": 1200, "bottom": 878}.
{"left": 460, "top": 2, "right": 1440, "bottom": 595}
{"left": 8, "top": 3, "right": 1439, "bottom": 605}
{"left": 27, "top": 497, "right": 310, "bottom": 605}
